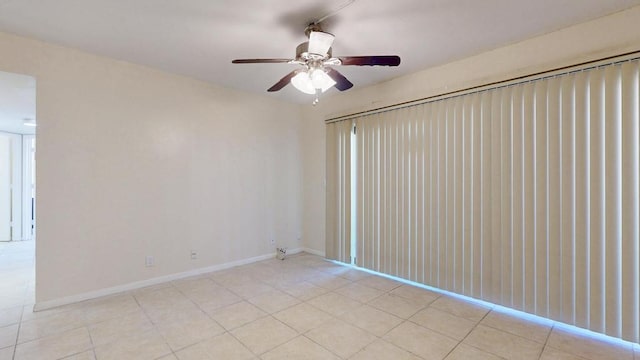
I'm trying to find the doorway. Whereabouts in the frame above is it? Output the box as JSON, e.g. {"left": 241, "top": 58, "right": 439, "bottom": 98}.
{"left": 0, "top": 70, "right": 36, "bottom": 315}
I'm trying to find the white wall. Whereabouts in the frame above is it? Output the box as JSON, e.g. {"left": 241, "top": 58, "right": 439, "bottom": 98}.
{"left": 0, "top": 32, "right": 303, "bottom": 305}
{"left": 301, "top": 5, "right": 640, "bottom": 253}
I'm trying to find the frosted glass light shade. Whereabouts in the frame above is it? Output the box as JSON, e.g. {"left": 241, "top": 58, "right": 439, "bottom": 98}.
{"left": 291, "top": 69, "right": 336, "bottom": 94}
{"left": 310, "top": 69, "right": 336, "bottom": 92}
{"left": 291, "top": 72, "right": 315, "bottom": 94}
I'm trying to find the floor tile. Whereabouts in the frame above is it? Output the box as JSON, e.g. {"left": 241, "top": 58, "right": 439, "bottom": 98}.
{"left": 306, "top": 273, "right": 352, "bottom": 290}
{"left": 444, "top": 344, "right": 503, "bottom": 360}
{"left": 305, "top": 318, "right": 377, "bottom": 358}
{"left": 341, "top": 305, "right": 403, "bottom": 337}
{"left": 14, "top": 327, "right": 92, "bottom": 360}
{"left": 410, "top": 307, "right": 476, "bottom": 340}
{"left": 273, "top": 303, "right": 333, "bottom": 333}
{"left": 93, "top": 328, "right": 172, "bottom": 360}
{"left": 225, "top": 280, "right": 274, "bottom": 299}
{"left": 209, "top": 301, "right": 267, "bottom": 330}
{"left": 1, "top": 250, "right": 636, "bottom": 360}
{"left": 337, "top": 269, "right": 371, "bottom": 281}
{"left": 144, "top": 302, "right": 208, "bottom": 327}
{"left": 463, "top": 325, "right": 544, "bottom": 360}
{"left": 18, "top": 309, "right": 86, "bottom": 343}
{"left": 0, "top": 306, "right": 23, "bottom": 327}
{"left": 0, "top": 323, "right": 18, "bottom": 349}
{"left": 131, "top": 283, "right": 174, "bottom": 299}
{"left": 231, "top": 316, "right": 298, "bottom": 355}
{"left": 350, "top": 339, "right": 422, "bottom": 360}
{"left": 20, "top": 303, "right": 81, "bottom": 323}
{"left": 82, "top": 294, "right": 140, "bottom": 324}
{"left": 279, "top": 281, "right": 328, "bottom": 301}
{"left": 246, "top": 289, "right": 300, "bottom": 314}
{"left": 356, "top": 276, "right": 403, "bottom": 292}
{"left": 156, "top": 316, "right": 225, "bottom": 351}
{"left": 207, "top": 269, "right": 255, "bottom": 288}
{"left": 481, "top": 310, "right": 552, "bottom": 343}
{"left": 546, "top": 328, "right": 633, "bottom": 360}
{"left": 88, "top": 310, "right": 154, "bottom": 347}
{"left": 306, "top": 292, "right": 361, "bottom": 317}
{"left": 430, "top": 296, "right": 491, "bottom": 322}
{"left": 157, "top": 354, "right": 179, "bottom": 360}
{"left": 62, "top": 350, "right": 96, "bottom": 359}
{"left": 384, "top": 321, "right": 458, "bottom": 360}
{"left": 174, "top": 333, "right": 255, "bottom": 360}
{"left": 0, "top": 346, "right": 13, "bottom": 360}
{"left": 172, "top": 277, "right": 216, "bottom": 293}
{"left": 539, "top": 345, "right": 589, "bottom": 360}
{"left": 261, "top": 336, "right": 340, "bottom": 360}
{"left": 368, "top": 293, "right": 426, "bottom": 319}
{"left": 178, "top": 281, "right": 236, "bottom": 306}
{"left": 390, "top": 285, "right": 441, "bottom": 305}
{"left": 334, "top": 282, "right": 385, "bottom": 303}
{"left": 194, "top": 287, "right": 242, "bottom": 312}
{"left": 134, "top": 286, "right": 190, "bottom": 307}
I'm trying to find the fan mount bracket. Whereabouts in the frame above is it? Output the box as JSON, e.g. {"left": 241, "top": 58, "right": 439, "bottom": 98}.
{"left": 295, "top": 42, "right": 332, "bottom": 63}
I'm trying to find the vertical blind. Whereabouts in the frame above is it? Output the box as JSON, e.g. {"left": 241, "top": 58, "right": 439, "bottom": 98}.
{"left": 325, "top": 120, "right": 352, "bottom": 263}
{"left": 325, "top": 57, "right": 640, "bottom": 343}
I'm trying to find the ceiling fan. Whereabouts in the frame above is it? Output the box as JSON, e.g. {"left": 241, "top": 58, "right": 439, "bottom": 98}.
{"left": 232, "top": 23, "right": 400, "bottom": 103}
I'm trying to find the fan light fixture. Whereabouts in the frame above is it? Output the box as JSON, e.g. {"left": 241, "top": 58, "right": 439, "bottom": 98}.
{"left": 291, "top": 69, "right": 336, "bottom": 95}
{"left": 231, "top": 21, "right": 401, "bottom": 105}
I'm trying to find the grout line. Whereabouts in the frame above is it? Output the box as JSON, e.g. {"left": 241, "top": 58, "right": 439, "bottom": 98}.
{"left": 538, "top": 323, "right": 556, "bottom": 360}
{"left": 440, "top": 306, "right": 494, "bottom": 359}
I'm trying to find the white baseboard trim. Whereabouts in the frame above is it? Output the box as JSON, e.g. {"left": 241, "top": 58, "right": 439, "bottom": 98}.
{"left": 275, "top": 247, "right": 325, "bottom": 257}
{"left": 300, "top": 247, "right": 326, "bottom": 257}
{"left": 33, "top": 252, "right": 277, "bottom": 312}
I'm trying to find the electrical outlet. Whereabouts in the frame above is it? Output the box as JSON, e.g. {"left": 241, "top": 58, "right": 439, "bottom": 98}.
{"left": 191, "top": 250, "right": 197, "bottom": 260}
{"left": 297, "top": 237, "right": 301, "bottom": 242}
{"left": 270, "top": 238, "right": 275, "bottom": 245}
{"left": 145, "top": 255, "right": 154, "bottom": 267}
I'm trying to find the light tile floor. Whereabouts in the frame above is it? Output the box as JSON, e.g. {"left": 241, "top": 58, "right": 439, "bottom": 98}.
{"left": 0, "top": 241, "right": 638, "bottom": 360}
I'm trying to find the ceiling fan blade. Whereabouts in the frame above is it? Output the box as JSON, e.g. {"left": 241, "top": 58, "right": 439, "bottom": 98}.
{"left": 308, "top": 31, "right": 335, "bottom": 56}
{"left": 326, "top": 68, "right": 353, "bottom": 91}
{"left": 267, "top": 71, "right": 298, "bottom": 92}
{"left": 338, "top": 56, "right": 401, "bottom": 66}
{"left": 232, "top": 59, "right": 292, "bottom": 64}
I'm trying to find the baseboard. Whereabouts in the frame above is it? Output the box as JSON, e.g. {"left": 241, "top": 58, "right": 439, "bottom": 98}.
{"left": 276, "top": 247, "right": 325, "bottom": 257}
{"left": 33, "top": 252, "right": 277, "bottom": 312}
{"left": 301, "top": 247, "right": 326, "bottom": 257}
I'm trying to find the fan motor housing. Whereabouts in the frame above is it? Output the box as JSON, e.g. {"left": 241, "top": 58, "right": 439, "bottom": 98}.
{"left": 296, "top": 42, "right": 332, "bottom": 62}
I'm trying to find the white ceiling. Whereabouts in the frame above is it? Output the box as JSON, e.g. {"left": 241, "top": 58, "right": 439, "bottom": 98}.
{"left": 0, "top": 0, "right": 639, "bottom": 104}
{"left": 0, "top": 71, "right": 36, "bottom": 135}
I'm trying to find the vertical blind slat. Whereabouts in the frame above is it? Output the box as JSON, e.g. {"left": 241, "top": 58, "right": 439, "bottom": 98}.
{"left": 604, "top": 65, "right": 623, "bottom": 337}
{"left": 548, "top": 76, "right": 562, "bottom": 321}
{"left": 573, "top": 70, "right": 590, "bottom": 329}
{"left": 472, "top": 92, "right": 483, "bottom": 298}
{"left": 535, "top": 80, "right": 549, "bottom": 317}
{"left": 463, "top": 94, "right": 473, "bottom": 296}
{"left": 589, "top": 68, "right": 606, "bottom": 333}
{"left": 621, "top": 60, "right": 640, "bottom": 341}
{"left": 560, "top": 74, "right": 576, "bottom": 325}
{"left": 512, "top": 84, "right": 525, "bottom": 310}
{"left": 523, "top": 82, "right": 536, "bottom": 315}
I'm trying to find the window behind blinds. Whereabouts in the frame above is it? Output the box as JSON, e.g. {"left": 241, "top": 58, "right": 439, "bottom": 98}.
{"left": 326, "top": 56, "right": 640, "bottom": 343}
